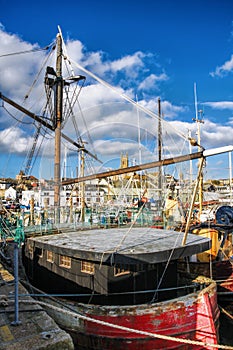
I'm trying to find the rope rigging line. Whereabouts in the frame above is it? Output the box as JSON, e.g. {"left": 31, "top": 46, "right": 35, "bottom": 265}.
{"left": 13, "top": 298, "right": 233, "bottom": 350}
{"left": 0, "top": 42, "right": 55, "bottom": 58}
{"left": 62, "top": 83, "right": 84, "bottom": 132}
{"left": 98, "top": 218, "right": 189, "bottom": 304}
{"left": 19, "top": 272, "right": 201, "bottom": 301}
{"left": 58, "top": 33, "right": 97, "bottom": 168}
{"left": 82, "top": 152, "right": 96, "bottom": 175}
{"left": 99, "top": 203, "right": 156, "bottom": 268}
{"left": 60, "top": 88, "right": 98, "bottom": 176}
{"left": 3, "top": 42, "right": 55, "bottom": 138}
{"left": 150, "top": 229, "right": 184, "bottom": 303}
{"left": 1, "top": 105, "right": 33, "bottom": 125}
{"left": 22, "top": 42, "right": 56, "bottom": 102}
{"left": 23, "top": 123, "right": 48, "bottom": 175}
{"left": 0, "top": 108, "right": 29, "bottom": 177}
{"left": 62, "top": 70, "right": 86, "bottom": 125}
{"left": 68, "top": 56, "right": 189, "bottom": 142}
{"left": 76, "top": 100, "right": 96, "bottom": 155}
{"left": 0, "top": 41, "right": 57, "bottom": 177}
{"left": 44, "top": 80, "right": 55, "bottom": 122}
{"left": 58, "top": 26, "right": 86, "bottom": 131}
{"left": 27, "top": 140, "right": 43, "bottom": 175}
{"left": 58, "top": 25, "right": 76, "bottom": 78}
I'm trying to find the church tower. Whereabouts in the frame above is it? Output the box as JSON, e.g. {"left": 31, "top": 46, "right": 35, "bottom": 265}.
{"left": 120, "top": 153, "right": 128, "bottom": 169}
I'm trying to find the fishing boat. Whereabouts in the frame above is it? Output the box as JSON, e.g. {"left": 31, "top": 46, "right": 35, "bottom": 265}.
{"left": 0, "top": 211, "right": 221, "bottom": 349}
{"left": 0, "top": 28, "right": 227, "bottom": 349}
{"left": 20, "top": 226, "right": 219, "bottom": 349}
{"left": 178, "top": 205, "right": 233, "bottom": 307}
{"left": 176, "top": 90, "right": 233, "bottom": 324}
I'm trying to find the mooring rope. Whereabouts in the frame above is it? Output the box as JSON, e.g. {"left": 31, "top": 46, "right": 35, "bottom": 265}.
{"left": 14, "top": 298, "right": 233, "bottom": 350}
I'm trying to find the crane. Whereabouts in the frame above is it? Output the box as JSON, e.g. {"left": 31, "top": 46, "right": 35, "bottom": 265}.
{"left": 24, "top": 123, "right": 42, "bottom": 176}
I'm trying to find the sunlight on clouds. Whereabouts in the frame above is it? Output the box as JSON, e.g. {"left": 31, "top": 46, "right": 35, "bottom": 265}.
{"left": 79, "top": 83, "right": 123, "bottom": 109}
{"left": 65, "top": 39, "right": 84, "bottom": 62}
{"left": 66, "top": 39, "right": 109, "bottom": 76}
{"left": 0, "top": 127, "right": 32, "bottom": 153}
{"left": 210, "top": 54, "right": 233, "bottom": 77}
{"left": 138, "top": 73, "right": 168, "bottom": 91}
{"left": 199, "top": 120, "right": 233, "bottom": 148}
{"left": 1, "top": 25, "right": 233, "bottom": 179}
{"left": 140, "top": 99, "right": 186, "bottom": 119}
{"left": 66, "top": 41, "right": 147, "bottom": 79}
{"left": 204, "top": 101, "right": 233, "bottom": 110}
{"left": 202, "top": 125, "right": 233, "bottom": 145}
{"left": 110, "top": 52, "right": 145, "bottom": 73}
{"left": 0, "top": 26, "right": 48, "bottom": 98}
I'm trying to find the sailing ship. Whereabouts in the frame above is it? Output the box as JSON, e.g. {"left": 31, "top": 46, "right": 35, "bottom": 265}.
{"left": 0, "top": 29, "right": 227, "bottom": 349}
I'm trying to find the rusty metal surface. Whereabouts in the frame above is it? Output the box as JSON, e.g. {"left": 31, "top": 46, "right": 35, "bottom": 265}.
{"left": 41, "top": 279, "right": 219, "bottom": 350}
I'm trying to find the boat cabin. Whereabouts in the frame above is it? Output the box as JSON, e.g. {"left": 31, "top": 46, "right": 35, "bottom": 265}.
{"left": 23, "top": 227, "right": 211, "bottom": 305}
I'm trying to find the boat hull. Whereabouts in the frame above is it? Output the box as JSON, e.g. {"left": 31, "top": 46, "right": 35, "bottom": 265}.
{"left": 179, "top": 259, "right": 233, "bottom": 291}
{"left": 39, "top": 280, "right": 219, "bottom": 350}
{"left": 179, "top": 226, "right": 233, "bottom": 306}
{"left": 215, "top": 260, "right": 233, "bottom": 294}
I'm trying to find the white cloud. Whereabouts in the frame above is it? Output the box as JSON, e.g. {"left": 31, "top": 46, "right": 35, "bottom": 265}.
{"left": 138, "top": 73, "right": 168, "bottom": 91}
{"left": 210, "top": 55, "right": 233, "bottom": 77}
{"left": 66, "top": 40, "right": 147, "bottom": 79}
{"left": 109, "top": 52, "right": 145, "bottom": 75}
{"left": 0, "top": 27, "right": 50, "bottom": 103}
{"left": 65, "top": 39, "right": 84, "bottom": 62}
{"left": 1, "top": 26, "right": 233, "bottom": 180}
{"left": 204, "top": 101, "right": 233, "bottom": 110}
{"left": 140, "top": 99, "right": 186, "bottom": 119}
{"left": 201, "top": 120, "right": 233, "bottom": 146}
{"left": 0, "top": 127, "right": 31, "bottom": 153}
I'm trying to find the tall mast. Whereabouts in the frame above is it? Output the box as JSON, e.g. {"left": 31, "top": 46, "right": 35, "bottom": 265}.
{"left": 54, "top": 33, "right": 63, "bottom": 222}
{"left": 197, "top": 109, "right": 204, "bottom": 215}
{"left": 80, "top": 148, "right": 85, "bottom": 222}
{"left": 193, "top": 83, "right": 204, "bottom": 217}
{"left": 136, "top": 95, "right": 142, "bottom": 166}
{"left": 158, "top": 98, "right": 162, "bottom": 203}
{"left": 229, "top": 152, "right": 232, "bottom": 205}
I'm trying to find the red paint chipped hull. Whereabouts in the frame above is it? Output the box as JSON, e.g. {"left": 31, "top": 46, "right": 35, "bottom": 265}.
{"left": 43, "top": 280, "right": 219, "bottom": 350}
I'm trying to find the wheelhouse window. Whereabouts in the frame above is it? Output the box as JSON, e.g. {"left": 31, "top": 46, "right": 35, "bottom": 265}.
{"left": 47, "top": 250, "right": 54, "bottom": 263}
{"left": 59, "top": 255, "right": 71, "bottom": 268}
{"left": 114, "top": 266, "right": 130, "bottom": 277}
{"left": 81, "top": 261, "right": 95, "bottom": 274}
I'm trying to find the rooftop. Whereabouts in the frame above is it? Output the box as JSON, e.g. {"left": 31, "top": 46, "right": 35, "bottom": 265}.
{"left": 29, "top": 227, "right": 211, "bottom": 265}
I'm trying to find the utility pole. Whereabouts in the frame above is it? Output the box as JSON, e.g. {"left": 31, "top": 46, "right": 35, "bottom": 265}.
{"left": 54, "top": 33, "right": 63, "bottom": 223}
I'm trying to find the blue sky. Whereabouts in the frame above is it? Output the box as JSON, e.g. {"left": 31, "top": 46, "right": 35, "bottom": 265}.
{"left": 1, "top": 0, "right": 233, "bottom": 181}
